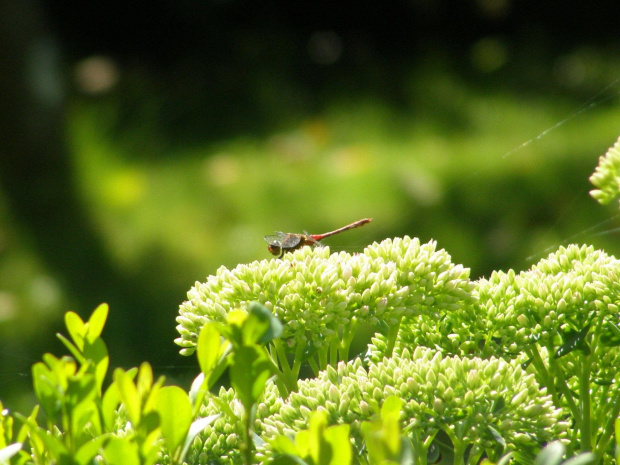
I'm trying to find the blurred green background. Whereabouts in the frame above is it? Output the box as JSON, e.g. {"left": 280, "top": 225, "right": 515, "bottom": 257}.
{"left": 1, "top": 0, "right": 620, "bottom": 410}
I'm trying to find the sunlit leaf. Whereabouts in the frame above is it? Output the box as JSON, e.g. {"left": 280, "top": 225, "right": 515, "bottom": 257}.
{"left": 65, "top": 311, "right": 86, "bottom": 351}
{"left": 230, "top": 345, "right": 273, "bottom": 410}
{"left": 197, "top": 323, "right": 226, "bottom": 386}
{"left": 179, "top": 414, "right": 220, "bottom": 461}
{"left": 31, "top": 362, "right": 62, "bottom": 423}
{"left": 156, "top": 386, "right": 192, "bottom": 456}
{"left": 246, "top": 301, "right": 283, "bottom": 345}
{"left": 324, "top": 424, "right": 351, "bottom": 465}
{"left": 101, "top": 381, "right": 121, "bottom": 432}
{"left": 271, "top": 435, "right": 299, "bottom": 456}
{"left": 0, "top": 443, "right": 22, "bottom": 463}
{"left": 102, "top": 437, "right": 140, "bottom": 465}
{"left": 563, "top": 452, "right": 596, "bottom": 465}
{"left": 114, "top": 368, "right": 140, "bottom": 425}
{"left": 534, "top": 441, "right": 565, "bottom": 465}
{"left": 56, "top": 333, "right": 85, "bottom": 365}
{"left": 74, "top": 434, "right": 113, "bottom": 465}
{"left": 86, "top": 303, "right": 109, "bottom": 343}
{"left": 137, "top": 362, "right": 154, "bottom": 398}
{"left": 21, "top": 421, "right": 69, "bottom": 463}
{"left": 83, "top": 337, "right": 109, "bottom": 392}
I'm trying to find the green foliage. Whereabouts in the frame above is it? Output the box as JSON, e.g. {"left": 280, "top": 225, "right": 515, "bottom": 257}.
{"left": 360, "top": 396, "right": 413, "bottom": 465}
{"left": 270, "top": 410, "right": 352, "bottom": 465}
{"left": 0, "top": 303, "right": 221, "bottom": 465}
{"left": 6, "top": 139, "right": 620, "bottom": 465}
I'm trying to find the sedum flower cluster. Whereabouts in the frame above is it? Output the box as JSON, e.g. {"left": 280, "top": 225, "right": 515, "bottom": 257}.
{"left": 590, "top": 134, "right": 620, "bottom": 205}
{"left": 176, "top": 236, "right": 475, "bottom": 356}
{"left": 187, "top": 347, "right": 568, "bottom": 463}
{"left": 371, "top": 244, "right": 620, "bottom": 362}
{"left": 175, "top": 234, "right": 620, "bottom": 464}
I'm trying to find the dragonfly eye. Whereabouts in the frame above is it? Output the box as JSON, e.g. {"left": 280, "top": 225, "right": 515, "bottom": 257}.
{"left": 267, "top": 244, "right": 281, "bottom": 256}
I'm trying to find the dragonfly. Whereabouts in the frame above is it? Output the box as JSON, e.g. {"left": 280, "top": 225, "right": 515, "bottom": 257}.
{"left": 264, "top": 218, "right": 372, "bottom": 258}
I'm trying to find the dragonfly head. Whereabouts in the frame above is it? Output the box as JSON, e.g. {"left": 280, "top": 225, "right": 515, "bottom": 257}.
{"left": 267, "top": 243, "right": 282, "bottom": 256}
{"left": 264, "top": 236, "right": 282, "bottom": 256}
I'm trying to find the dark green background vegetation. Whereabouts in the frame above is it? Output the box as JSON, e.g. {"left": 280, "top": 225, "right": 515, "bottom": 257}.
{"left": 1, "top": 0, "right": 619, "bottom": 411}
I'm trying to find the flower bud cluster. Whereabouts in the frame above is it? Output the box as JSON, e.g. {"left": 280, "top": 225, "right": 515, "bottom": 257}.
{"left": 255, "top": 347, "right": 567, "bottom": 460}
{"left": 381, "top": 244, "right": 620, "bottom": 365}
{"left": 184, "top": 384, "right": 287, "bottom": 465}
{"left": 175, "top": 237, "right": 474, "bottom": 355}
{"left": 589, "top": 135, "right": 620, "bottom": 205}
{"left": 507, "top": 245, "right": 619, "bottom": 348}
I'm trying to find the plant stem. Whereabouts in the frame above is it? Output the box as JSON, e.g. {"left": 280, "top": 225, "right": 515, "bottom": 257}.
{"left": 339, "top": 318, "right": 359, "bottom": 361}
{"left": 579, "top": 351, "right": 592, "bottom": 452}
{"left": 408, "top": 430, "right": 428, "bottom": 465}
{"left": 593, "top": 390, "right": 620, "bottom": 461}
{"left": 384, "top": 317, "right": 402, "bottom": 358}
{"left": 242, "top": 408, "right": 254, "bottom": 465}
{"left": 329, "top": 337, "right": 339, "bottom": 366}
{"left": 272, "top": 339, "right": 300, "bottom": 393}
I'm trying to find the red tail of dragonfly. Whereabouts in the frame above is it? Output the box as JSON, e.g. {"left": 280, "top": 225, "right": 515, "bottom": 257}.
{"left": 264, "top": 218, "right": 372, "bottom": 258}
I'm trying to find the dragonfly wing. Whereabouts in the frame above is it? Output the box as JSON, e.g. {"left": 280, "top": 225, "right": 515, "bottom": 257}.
{"left": 264, "top": 233, "right": 285, "bottom": 245}
{"left": 281, "top": 234, "right": 303, "bottom": 249}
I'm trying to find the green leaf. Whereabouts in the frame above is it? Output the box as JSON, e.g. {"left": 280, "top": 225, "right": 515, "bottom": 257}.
{"left": 230, "top": 345, "right": 274, "bottom": 410}
{"left": 31, "top": 362, "right": 60, "bottom": 422}
{"left": 15, "top": 405, "right": 38, "bottom": 445}
{"left": 197, "top": 323, "right": 228, "bottom": 386}
{"left": 65, "top": 374, "right": 100, "bottom": 442}
{"left": 362, "top": 396, "right": 403, "bottom": 465}
{"left": 83, "top": 337, "right": 109, "bottom": 392}
{"left": 491, "top": 396, "right": 506, "bottom": 414}
{"left": 294, "top": 429, "right": 311, "bottom": 458}
{"left": 156, "top": 386, "right": 192, "bottom": 456}
{"left": 56, "top": 333, "right": 86, "bottom": 365}
{"left": 247, "top": 301, "right": 283, "bottom": 344}
{"left": 65, "top": 373, "right": 97, "bottom": 409}
{"left": 22, "top": 421, "right": 70, "bottom": 464}
{"left": 179, "top": 414, "right": 220, "bottom": 461}
{"left": 189, "top": 372, "right": 205, "bottom": 402}
{"left": 137, "top": 362, "right": 154, "bottom": 398}
{"left": 323, "top": 424, "right": 351, "bottom": 465}
{"left": 270, "top": 454, "right": 310, "bottom": 465}
{"left": 73, "top": 434, "right": 113, "bottom": 465}
{"left": 102, "top": 437, "right": 141, "bottom": 465}
{"left": 271, "top": 435, "right": 299, "bottom": 456}
{"left": 139, "top": 410, "right": 161, "bottom": 438}
{"left": 563, "top": 453, "right": 596, "bottom": 465}
{"left": 65, "top": 311, "right": 86, "bottom": 351}
{"left": 555, "top": 324, "right": 591, "bottom": 358}
{"left": 0, "top": 443, "right": 22, "bottom": 463}
{"left": 85, "top": 303, "right": 109, "bottom": 343}
{"left": 114, "top": 368, "right": 140, "bottom": 425}
{"left": 307, "top": 411, "right": 329, "bottom": 465}
{"left": 600, "top": 320, "right": 620, "bottom": 347}
{"left": 487, "top": 425, "right": 506, "bottom": 448}
{"left": 534, "top": 441, "right": 565, "bottom": 465}
{"left": 101, "top": 382, "right": 121, "bottom": 432}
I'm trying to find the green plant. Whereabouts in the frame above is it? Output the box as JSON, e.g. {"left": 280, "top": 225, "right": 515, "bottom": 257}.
{"left": 1, "top": 304, "right": 219, "bottom": 465}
